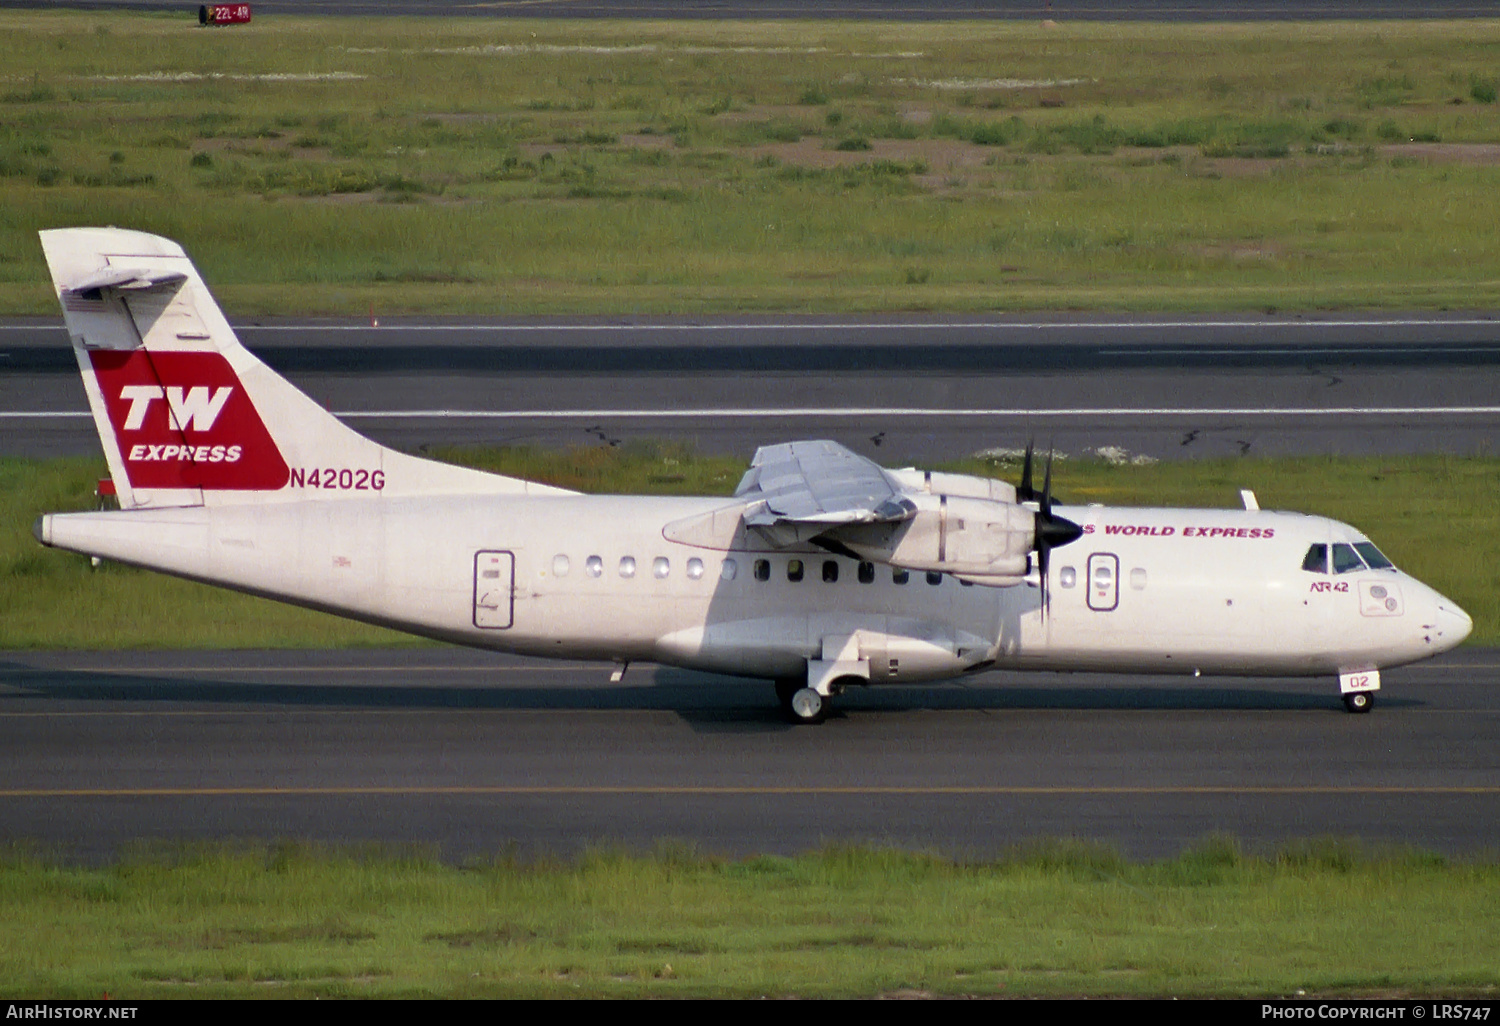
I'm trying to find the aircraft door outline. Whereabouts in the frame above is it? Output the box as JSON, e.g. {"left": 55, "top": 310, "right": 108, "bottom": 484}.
{"left": 1087, "top": 552, "right": 1120, "bottom": 612}
{"left": 474, "top": 550, "right": 515, "bottom": 629}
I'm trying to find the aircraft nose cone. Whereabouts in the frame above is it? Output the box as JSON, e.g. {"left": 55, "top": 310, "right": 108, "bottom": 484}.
{"left": 1422, "top": 589, "right": 1472, "bottom": 653}
{"left": 1439, "top": 601, "right": 1473, "bottom": 647}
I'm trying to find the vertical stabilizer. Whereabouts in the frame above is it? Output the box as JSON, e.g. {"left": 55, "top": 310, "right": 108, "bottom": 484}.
{"left": 40, "top": 228, "right": 572, "bottom": 509}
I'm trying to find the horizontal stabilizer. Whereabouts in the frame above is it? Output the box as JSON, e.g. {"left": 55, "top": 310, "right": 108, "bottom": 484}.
{"left": 64, "top": 266, "right": 188, "bottom": 298}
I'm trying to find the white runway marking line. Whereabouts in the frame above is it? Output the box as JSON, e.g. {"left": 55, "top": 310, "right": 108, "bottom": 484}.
{"left": 226, "top": 318, "right": 1500, "bottom": 331}
{"left": 4, "top": 785, "right": 1499, "bottom": 798}
{"left": 10, "top": 407, "right": 1500, "bottom": 419}
{"left": 4, "top": 317, "right": 1500, "bottom": 333}
{"left": 336, "top": 407, "right": 1500, "bottom": 419}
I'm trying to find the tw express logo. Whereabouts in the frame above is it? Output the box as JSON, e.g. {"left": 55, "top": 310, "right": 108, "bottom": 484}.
{"left": 90, "top": 350, "right": 289, "bottom": 490}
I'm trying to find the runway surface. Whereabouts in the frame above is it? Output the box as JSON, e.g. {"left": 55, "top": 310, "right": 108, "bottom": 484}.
{"left": 4, "top": 314, "right": 1499, "bottom": 464}
{"left": 0, "top": 647, "right": 1495, "bottom": 862}
{"left": 7, "top": 2, "right": 1496, "bottom": 21}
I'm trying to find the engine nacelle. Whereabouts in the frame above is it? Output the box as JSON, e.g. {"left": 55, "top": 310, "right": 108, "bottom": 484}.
{"left": 832, "top": 494, "right": 1033, "bottom": 581}
{"left": 884, "top": 468, "right": 1017, "bottom": 504}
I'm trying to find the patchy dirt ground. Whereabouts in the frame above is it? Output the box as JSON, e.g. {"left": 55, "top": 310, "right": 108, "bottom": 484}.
{"left": 1381, "top": 142, "right": 1500, "bottom": 164}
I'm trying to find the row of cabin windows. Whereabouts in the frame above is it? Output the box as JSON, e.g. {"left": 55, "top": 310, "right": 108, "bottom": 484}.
{"left": 1056, "top": 565, "right": 1149, "bottom": 590}
{"left": 553, "top": 554, "right": 708, "bottom": 580}
{"left": 549, "top": 554, "right": 959, "bottom": 586}
{"left": 1300, "top": 542, "right": 1395, "bottom": 575}
{"left": 753, "top": 558, "right": 952, "bottom": 586}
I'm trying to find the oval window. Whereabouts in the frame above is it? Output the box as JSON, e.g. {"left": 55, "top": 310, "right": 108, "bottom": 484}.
{"left": 721, "top": 558, "right": 738, "bottom": 581}
{"left": 1130, "top": 568, "right": 1147, "bottom": 590}
{"left": 552, "top": 554, "right": 570, "bottom": 577}
{"left": 619, "top": 556, "right": 636, "bottom": 578}
{"left": 653, "top": 557, "right": 670, "bottom": 579}
{"left": 585, "top": 555, "right": 603, "bottom": 579}
{"left": 687, "top": 557, "right": 705, "bottom": 579}
{"left": 1060, "top": 566, "right": 1077, "bottom": 588}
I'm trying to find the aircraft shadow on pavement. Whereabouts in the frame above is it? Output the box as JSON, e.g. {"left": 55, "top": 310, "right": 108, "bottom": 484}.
{"left": 0, "top": 662, "right": 1411, "bottom": 733}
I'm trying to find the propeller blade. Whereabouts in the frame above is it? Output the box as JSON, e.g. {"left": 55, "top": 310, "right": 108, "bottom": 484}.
{"left": 1030, "top": 449, "right": 1083, "bottom": 619}
{"left": 1016, "top": 438, "right": 1037, "bottom": 503}
{"left": 1041, "top": 450, "right": 1052, "bottom": 517}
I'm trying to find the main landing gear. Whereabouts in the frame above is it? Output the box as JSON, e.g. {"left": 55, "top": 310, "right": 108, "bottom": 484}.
{"left": 1342, "top": 691, "right": 1375, "bottom": 714}
{"left": 775, "top": 678, "right": 827, "bottom": 724}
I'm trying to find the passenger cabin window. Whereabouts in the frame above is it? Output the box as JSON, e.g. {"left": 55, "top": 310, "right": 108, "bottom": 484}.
{"left": 1354, "top": 542, "right": 1395, "bottom": 570}
{"left": 822, "top": 560, "right": 839, "bottom": 583}
{"left": 552, "top": 554, "right": 570, "bottom": 577}
{"left": 754, "top": 559, "right": 770, "bottom": 582}
{"left": 787, "top": 559, "right": 804, "bottom": 583}
{"left": 1332, "top": 543, "right": 1366, "bottom": 574}
{"left": 926, "top": 571, "right": 943, "bottom": 586}
{"left": 892, "top": 568, "right": 909, "bottom": 585}
{"left": 653, "top": 557, "right": 670, "bottom": 579}
{"left": 1060, "top": 566, "right": 1077, "bottom": 588}
{"left": 858, "top": 562, "right": 875, "bottom": 584}
{"left": 1130, "top": 568, "right": 1147, "bottom": 590}
{"left": 687, "top": 557, "right": 705, "bottom": 580}
{"left": 619, "top": 556, "right": 637, "bottom": 578}
{"left": 585, "top": 555, "right": 604, "bottom": 578}
{"left": 720, "top": 558, "right": 737, "bottom": 581}
{"left": 1301, "top": 544, "right": 1328, "bottom": 574}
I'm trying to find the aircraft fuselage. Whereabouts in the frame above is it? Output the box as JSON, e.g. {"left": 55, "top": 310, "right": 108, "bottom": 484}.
{"left": 38, "top": 494, "right": 1471, "bottom": 685}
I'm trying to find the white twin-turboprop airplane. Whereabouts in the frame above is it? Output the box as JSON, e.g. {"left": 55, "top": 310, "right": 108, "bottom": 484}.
{"left": 33, "top": 228, "right": 1472, "bottom": 721}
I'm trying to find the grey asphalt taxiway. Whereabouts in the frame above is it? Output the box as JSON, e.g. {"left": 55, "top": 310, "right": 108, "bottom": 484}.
{"left": 5, "top": 313, "right": 1498, "bottom": 861}
{"left": 4, "top": 313, "right": 1500, "bottom": 465}
{"left": 1, "top": 648, "right": 1496, "bottom": 861}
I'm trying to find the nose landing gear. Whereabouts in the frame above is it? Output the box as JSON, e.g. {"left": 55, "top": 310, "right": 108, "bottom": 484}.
{"left": 1338, "top": 669, "right": 1379, "bottom": 714}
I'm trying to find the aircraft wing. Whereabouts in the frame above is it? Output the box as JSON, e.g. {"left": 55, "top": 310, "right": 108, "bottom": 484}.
{"left": 668, "top": 438, "right": 1076, "bottom": 584}
{"left": 735, "top": 440, "right": 915, "bottom": 534}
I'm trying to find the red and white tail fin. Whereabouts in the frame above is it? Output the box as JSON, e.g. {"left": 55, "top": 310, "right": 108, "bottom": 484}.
{"left": 40, "top": 228, "right": 571, "bottom": 509}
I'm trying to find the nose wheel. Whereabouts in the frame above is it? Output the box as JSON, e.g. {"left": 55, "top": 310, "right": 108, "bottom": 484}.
{"left": 1342, "top": 691, "right": 1375, "bottom": 714}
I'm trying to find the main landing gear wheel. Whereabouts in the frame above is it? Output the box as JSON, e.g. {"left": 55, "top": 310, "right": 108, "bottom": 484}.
{"left": 788, "top": 687, "right": 826, "bottom": 725}
{"left": 1342, "top": 691, "right": 1375, "bottom": 714}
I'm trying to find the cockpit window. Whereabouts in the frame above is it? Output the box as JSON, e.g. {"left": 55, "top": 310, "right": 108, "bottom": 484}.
{"left": 1354, "top": 542, "right": 1395, "bottom": 570}
{"left": 1331, "top": 543, "right": 1366, "bottom": 574}
{"left": 1301, "top": 544, "right": 1327, "bottom": 573}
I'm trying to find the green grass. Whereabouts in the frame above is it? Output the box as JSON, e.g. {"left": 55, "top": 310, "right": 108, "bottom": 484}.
{"left": 0, "top": 840, "right": 1495, "bottom": 997}
{"left": 0, "top": 12, "right": 1499, "bottom": 313}
{"left": 4, "top": 448, "right": 1495, "bottom": 648}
